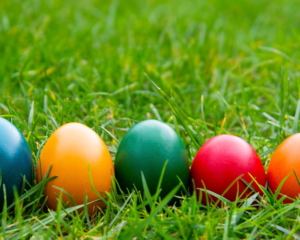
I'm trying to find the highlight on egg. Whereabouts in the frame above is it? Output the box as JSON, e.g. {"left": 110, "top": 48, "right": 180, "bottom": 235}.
{"left": 191, "top": 134, "right": 266, "bottom": 205}
{"left": 114, "top": 119, "right": 190, "bottom": 204}
{"left": 267, "top": 133, "right": 300, "bottom": 202}
{"left": 37, "top": 123, "right": 114, "bottom": 215}
{"left": 0, "top": 117, "right": 33, "bottom": 211}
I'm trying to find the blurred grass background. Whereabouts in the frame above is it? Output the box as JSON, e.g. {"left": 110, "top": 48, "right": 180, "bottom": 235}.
{"left": 1, "top": 0, "right": 300, "bottom": 127}
{"left": 1, "top": 0, "right": 300, "bottom": 170}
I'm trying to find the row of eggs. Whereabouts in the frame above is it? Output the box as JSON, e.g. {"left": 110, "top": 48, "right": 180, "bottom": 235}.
{"left": 0, "top": 117, "right": 299, "bottom": 214}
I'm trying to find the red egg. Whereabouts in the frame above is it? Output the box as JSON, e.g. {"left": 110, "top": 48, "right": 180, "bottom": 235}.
{"left": 190, "top": 135, "right": 266, "bottom": 205}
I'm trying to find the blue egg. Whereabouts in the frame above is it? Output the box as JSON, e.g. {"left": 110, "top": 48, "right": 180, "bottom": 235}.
{"left": 0, "top": 117, "right": 32, "bottom": 211}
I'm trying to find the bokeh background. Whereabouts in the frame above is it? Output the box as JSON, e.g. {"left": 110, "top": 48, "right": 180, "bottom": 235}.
{"left": 1, "top": 0, "right": 300, "bottom": 161}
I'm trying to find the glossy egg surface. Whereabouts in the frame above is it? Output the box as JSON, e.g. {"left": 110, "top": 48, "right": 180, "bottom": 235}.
{"left": 115, "top": 120, "right": 190, "bottom": 201}
{"left": 37, "top": 123, "right": 114, "bottom": 214}
{"left": 191, "top": 134, "right": 266, "bottom": 204}
{"left": 267, "top": 133, "right": 300, "bottom": 202}
{"left": 0, "top": 117, "right": 32, "bottom": 211}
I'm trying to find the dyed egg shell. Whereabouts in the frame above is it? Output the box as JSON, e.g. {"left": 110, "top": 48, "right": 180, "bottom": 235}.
{"left": 0, "top": 117, "right": 32, "bottom": 211}
{"left": 115, "top": 120, "right": 190, "bottom": 202}
{"left": 37, "top": 123, "right": 114, "bottom": 215}
{"left": 191, "top": 135, "right": 266, "bottom": 205}
{"left": 267, "top": 133, "right": 300, "bottom": 202}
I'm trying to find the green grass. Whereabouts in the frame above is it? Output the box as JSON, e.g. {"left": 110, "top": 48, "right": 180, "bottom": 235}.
{"left": 1, "top": 0, "right": 300, "bottom": 238}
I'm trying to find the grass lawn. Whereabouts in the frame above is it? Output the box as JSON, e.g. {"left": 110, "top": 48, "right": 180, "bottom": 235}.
{"left": 1, "top": 0, "right": 300, "bottom": 238}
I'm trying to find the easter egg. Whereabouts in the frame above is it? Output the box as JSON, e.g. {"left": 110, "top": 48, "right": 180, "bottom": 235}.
{"left": 267, "top": 133, "right": 300, "bottom": 202}
{"left": 190, "top": 135, "right": 266, "bottom": 205}
{"left": 0, "top": 117, "right": 32, "bottom": 211}
{"left": 115, "top": 120, "right": 190, "bottom": 203}
{"left": 37, "top": 123, "right": 114, "bottom": 215}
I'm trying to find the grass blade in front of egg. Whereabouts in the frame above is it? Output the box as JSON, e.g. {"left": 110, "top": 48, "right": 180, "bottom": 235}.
{"left": 141, "top": 172, "right": 154, "bottom": 209}
{"left": 19, "top": 175, "right": 26, "bottom": 197}
{"left": 1, "top": 166, "right": 57, "bottom": 216}
{"left": 176, "top": 175, "right": 189, "bottom": 196}
{"left": 198, "top": 188, "right": 232, "bottom": 208}
{"left": 245, "top": 175, "right": 274, "bottom": 206}
{"left": 273, "top": 173, "right": 292, "bottom": 204}
{"left": 152, "top": 160, "right": 168, "bottom": 210}
{"left": 84, "top": 194, "right": 92, "bottom": 229}
{"left": 292, "top": 169, "right": 300, "bottom": 187}
{"left": 240, "top": 179, "right": 257, "bottom": 194}
{"left": 1, "top": 184, "right": 7, "bottom": 233}
{"left": 199, "top": 174, "right": 252, "bottom": 209}
{"left": 87, "top": 164, "right": 109, "bottom": 207}
{"left": 52, "top": 186, "right": 79, "bottom": 217}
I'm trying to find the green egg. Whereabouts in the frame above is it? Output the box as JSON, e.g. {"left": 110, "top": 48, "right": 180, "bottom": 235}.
{"left": 115, "top": 119, "right": 190, "bottom": 203}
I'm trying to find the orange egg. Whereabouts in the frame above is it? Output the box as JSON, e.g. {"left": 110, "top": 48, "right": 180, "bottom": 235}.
{"left": 267, "top": 133, "right": 300, "bottom": 202}
{"left": 37, "top": 123, "right": 114, "bottom": 215}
